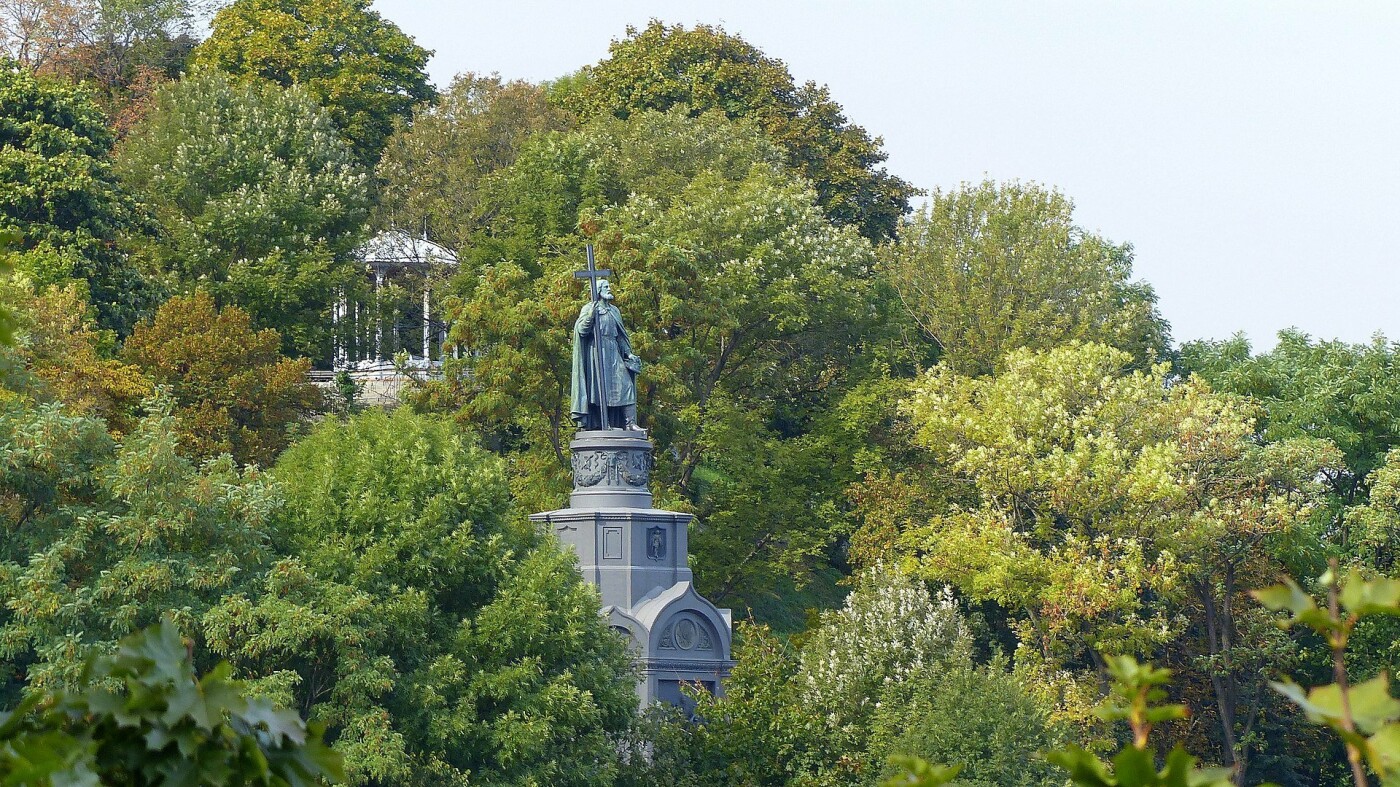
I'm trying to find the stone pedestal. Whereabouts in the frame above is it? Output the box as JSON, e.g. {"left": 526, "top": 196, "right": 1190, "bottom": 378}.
{"left": 531, "top": 430, "right": 733, "bottom": 708}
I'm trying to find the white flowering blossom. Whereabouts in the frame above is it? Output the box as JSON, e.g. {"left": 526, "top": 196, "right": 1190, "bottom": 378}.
{"left": 796, "top": 567, "right": 969, "bottom": 732}
{"left": 116, "top": 70, "right": 370, "bottom": 357}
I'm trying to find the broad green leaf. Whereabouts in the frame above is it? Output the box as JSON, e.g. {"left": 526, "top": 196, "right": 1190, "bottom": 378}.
{"left": 1294, "top": 608, "right": 1341, "bottom": 633}
{"left": 1273, "top": 675, "right": 1400, "bottom": 732}
{"left": 1146, "top": 705, "right": 1189, "bottom": 723}
{"left": 1047, "top": 746, "right": 1115, "bottom": 787}
{"left": 2, "top": 730, "right": 100, "bottom": 787}
{"left": 0, "top": 693, "right": 42, "bottom": 737}
{"left": 119, "top": 619, "right": 191, "bottom": 685}
{"left": 162, "top": 670, "right": 247, "bottom": 732}
{"left": 1340, "top": 570, "right": 1400, "bottom": 616}
{"left": 880, "top": 756, "right": 962, "bottom": 786}
{"left": 1188, "top": 768, "right": 1240, "bottom": 787}
{"left": 1113, "top": 745, "right": 1156, "bottom": 786}
{"left": 1365, "top": 722, "right": 1400, "bottom": 777}
{"left": 1252, "top": 580, "right": 1317, "bottom": 618}
{"left": 82, "top": 689, "right": 141, "bottom": 728}
{"left": 239, "top": 698, "right": 308, "bottom": 747}
{"left": 1105, "top": 655, "right": 1174, "bottom": 688}
{"left": 1158, "top": 747, "right": 1236, "bottom": 787}
{"left": 1271, "top": 679, "right": 1328, "bottom": 720}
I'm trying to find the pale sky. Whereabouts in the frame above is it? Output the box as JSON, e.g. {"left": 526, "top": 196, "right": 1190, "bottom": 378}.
{"left": 372, "top": 1, "right": 1400, "bottom": 349}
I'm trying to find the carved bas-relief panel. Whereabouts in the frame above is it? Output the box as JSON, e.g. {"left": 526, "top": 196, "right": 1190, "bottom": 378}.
{"left": 645, "top": 525, "right": 667, "bottom": 561}
{"left": 570, "top": 447, "right": 653, "bottom": 488}
{"left": 657, "top": 613, "right": 716, "bottom": 653}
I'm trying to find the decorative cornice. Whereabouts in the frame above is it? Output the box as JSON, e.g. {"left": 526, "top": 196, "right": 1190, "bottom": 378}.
{"left": 642, "top": 658, "right": 737, "bottom": 672}
{"left": 529, "top": 509, "right": 695, "bottom": 525}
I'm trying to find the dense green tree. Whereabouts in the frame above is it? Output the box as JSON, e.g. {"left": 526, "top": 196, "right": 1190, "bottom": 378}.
{"left": 0, "top": 59, "right": 150, "bottom": 331}
{"left": 838, "top": 180, "right": 1173, "bottom": 570}
{"left": 626, "top": 570, "right": 1004, "bottom": 786}
{"left": 121, "top": 292, "right": 322, "bottom": 466}
{"left": 0, "top": 396, "right": 278, "bottom": 704}
{"left": 1345, "top": 448, "right": 1400, "bottom": 573}
{"left": 116, "top": 69, "right": 370, "bottom": 357}
{"left": 1250, "top": 566, "right": 1400, "bottom": 787}
{"left": 559, "top": 21, "right": 915, "bottom": 242}
{"left": 690, "top": 404, "right": 857, "bottom": 612}
{"left": 193, "top": 0, "right": 433, "bottom": 164}
{"left": 1179, "top": 330, "right": 1400, "bottom": 511}
{"left": 1174, "top": 273, "right": 1400, "bottom": 787}
{"left": 881, "top": 180, "right": 1169, "bottom": 377}
{"left": 892, "top": 342, "right": 1339, "bottom": 779}
{"left": 617, "top": 624, "right": 805, "bottom": 787}
{"left": 1039, "top": 656, "right": 1238, "bottom": 787}
{"left": 1335, "top": 450, "right": 1400, "bottom": 747}
{"left": 870, "top": 662, "right": 1063, "bottom": 787}
{"left": 791, "top": 570, "right": 971, "bottom": 780}
{"left": 377, "top": 72, "right": 572, "bottom": 251}
{"left": 204, "top": 409, "right": 638, "bottom": 786}
{"left": 0, "top": 620, "right": 343, "bottom": 786}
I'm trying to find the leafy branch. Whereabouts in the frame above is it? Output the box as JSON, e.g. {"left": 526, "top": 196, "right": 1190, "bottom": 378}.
{"left": 0, "top": 619, "right": 343, "bottom": 786}
{"left": 1046, "top": 656, "right": 1237, "bottom": 787}
{"left": 1253, "top": 559, "right": 1400, "bottom": 786}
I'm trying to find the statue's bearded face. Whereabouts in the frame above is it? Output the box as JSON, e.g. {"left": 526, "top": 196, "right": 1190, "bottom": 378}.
{"left": 598, "top": 280, "right": 614, "bottom": 300}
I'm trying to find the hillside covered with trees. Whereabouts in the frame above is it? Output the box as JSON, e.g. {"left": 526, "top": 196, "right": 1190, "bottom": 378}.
{"left": 1, "top": 2, "right": 1398, "bottom": 786}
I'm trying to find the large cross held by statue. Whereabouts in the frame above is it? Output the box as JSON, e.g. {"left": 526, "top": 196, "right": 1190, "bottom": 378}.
{"left": 574, "top": 244, "right": 614, "bottom": 429}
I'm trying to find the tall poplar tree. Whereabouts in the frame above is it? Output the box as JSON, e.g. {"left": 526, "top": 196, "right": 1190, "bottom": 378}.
{"left": 377, "top": 72, "right": 573, "bottom": 251}
{"left": 881, "top": 179, "right": 1169, "bottom": 376}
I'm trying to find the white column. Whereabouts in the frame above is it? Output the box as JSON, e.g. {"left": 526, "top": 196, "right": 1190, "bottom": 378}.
{"left": 333, "top": 290, "right": 346, "bottom": 368}
{"left": 422, "top": 286, "right": 431, "bottom": 361}
{"left": 374, "top": 267, "right": 385, "bottom": 361}
{"left": 331, "top": 295, "right": 339, "bottom": 368}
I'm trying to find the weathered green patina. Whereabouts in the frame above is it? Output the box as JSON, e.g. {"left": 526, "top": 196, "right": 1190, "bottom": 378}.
{"left": 570, "top": 278, "right": 642, "bottom": 430}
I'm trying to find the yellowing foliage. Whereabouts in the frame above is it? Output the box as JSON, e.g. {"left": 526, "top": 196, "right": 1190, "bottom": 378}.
{"left": 9, "top": 282, "right": 150, "bottom": 433}
{"left": 121, "top": 292, "right": 321, "bottom": 465}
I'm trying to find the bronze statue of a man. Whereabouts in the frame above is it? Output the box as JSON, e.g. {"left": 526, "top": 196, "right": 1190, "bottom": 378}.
{"left": 570, "top": 278, "right": 643, "bottom": 430}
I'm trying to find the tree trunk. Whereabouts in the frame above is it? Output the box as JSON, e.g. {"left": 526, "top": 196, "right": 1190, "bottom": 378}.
{"left": 1199, "top": 582, "right": 1242, "bottom": 780}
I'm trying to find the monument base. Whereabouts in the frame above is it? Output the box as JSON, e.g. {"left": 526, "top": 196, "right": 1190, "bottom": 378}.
{"left": 532, "top": 429, "right": 734, "bottom": 708}
{"left": 567, "top": 430, "right": 654, "bottom": 508}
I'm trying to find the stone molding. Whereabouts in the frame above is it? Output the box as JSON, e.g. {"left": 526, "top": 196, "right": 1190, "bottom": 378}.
{"left": 531, "top": 509, "right": 694, "bottom": 526}
{"left": 643, "top": 658, "right": 739, "bottom": 672}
